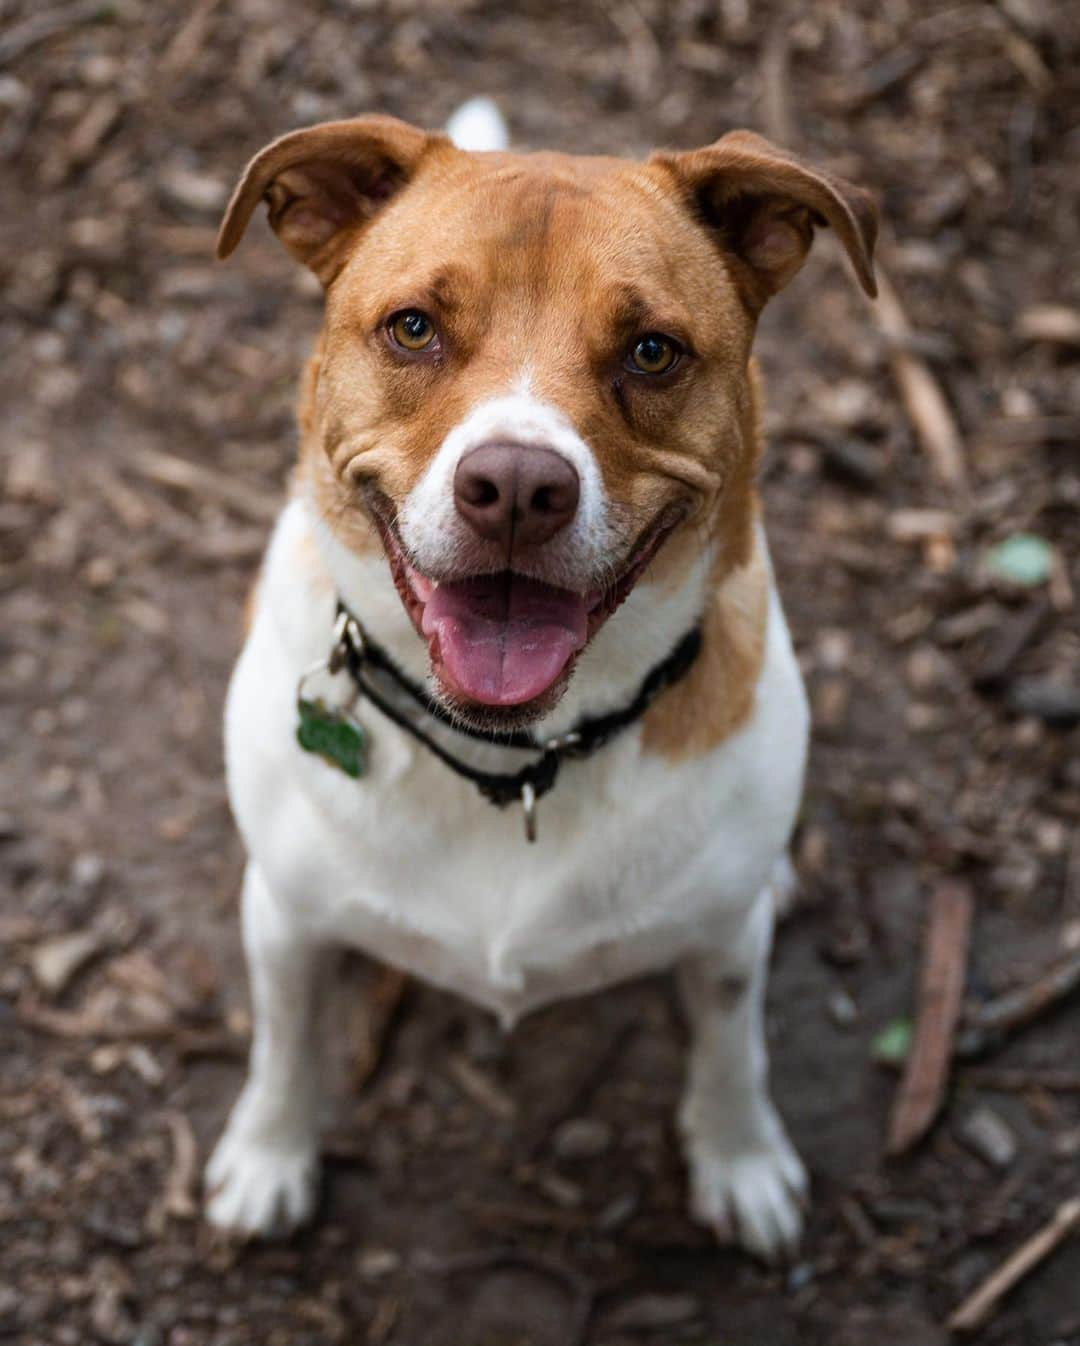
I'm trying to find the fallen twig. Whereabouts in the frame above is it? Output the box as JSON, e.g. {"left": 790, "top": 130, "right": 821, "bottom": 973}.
{"left": 161, "top": 1110, "right": 199, "bottom": 1219}
{"left": 947, "top": 1195, "right": 1080, "bottom": 1334}
{"left": 956, "top": 950, "right": 1080, "bottom": 1058}
{"left": 871, "top": 264, "right": 968, "bottom": 491}
{"left": 760, "top": 22, "right": 793, "bottom": 145}
{"left": 886, "top": 880, "right": 973, "bottom": 1156}
{"left": 448, "top": 1054, "right": 517, "bottom": 1122}
{"left": 126, "top": 445, "right": 280, "bottom": 525}
{"left": 161, "top": 0, "right": 223, "bottom": 76}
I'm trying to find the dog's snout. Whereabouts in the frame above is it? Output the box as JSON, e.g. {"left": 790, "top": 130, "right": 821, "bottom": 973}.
{"left": 454, "top": 443, "right": 580, "bottom": 549}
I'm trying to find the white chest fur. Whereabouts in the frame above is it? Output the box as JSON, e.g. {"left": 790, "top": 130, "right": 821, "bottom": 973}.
{"left": 224, "top": 498, "right": 809, "bottom": 1026}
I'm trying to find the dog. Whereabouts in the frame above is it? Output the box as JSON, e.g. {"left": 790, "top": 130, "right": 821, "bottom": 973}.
{"left": 204, "top": 97, "right": 877, "bottom": 1261}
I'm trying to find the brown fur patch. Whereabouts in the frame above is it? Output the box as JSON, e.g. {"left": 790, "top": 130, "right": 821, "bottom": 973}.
{"left": 641, "top": 517, "right": 769, "bottom": 762}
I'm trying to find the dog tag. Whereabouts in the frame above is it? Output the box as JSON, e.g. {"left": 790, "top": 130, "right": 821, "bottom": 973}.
{"left": 296, "top": 697, "right": 367, "bottom": 779}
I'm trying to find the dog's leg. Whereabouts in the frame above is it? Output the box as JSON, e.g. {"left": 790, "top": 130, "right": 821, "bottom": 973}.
{"left": 765, "top": 852, "right": 799, "bottom": 921}
{"left": 205, "top": 862, "right": 325, "bottom": 1237}
{"left": 677, "top": 889, "right": 807, "bottom": 1261}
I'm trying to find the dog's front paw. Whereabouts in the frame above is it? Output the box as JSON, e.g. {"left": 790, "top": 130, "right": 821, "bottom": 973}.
{"left": 684, "top": 1128, "right": 808, "bottom": 1263}
{"left": 204, "top": 1124, "right": 319, "bottom": 1239}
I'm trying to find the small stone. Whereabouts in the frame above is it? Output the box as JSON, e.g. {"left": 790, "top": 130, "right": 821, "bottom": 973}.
{"left": 160, "top": 164, "right": 227, "bottom": 215}
{"left": 787, "top": 1262, "right": 815, "bottom": 1293}
{"left": 1052, "top": 1128, "right": 1080, "bottom": 1159}
{"left": 816, "top": 627, "right": 852, "bottom": 671}
{"left": 6, "top": 444, "right": 59, "bottom": 504}
{"left": 1008, "top": 679, "right": 1080, "bottom": 728}
{"left": 596, "top": 1189, "right": 638, "bottom": 1232}
{"left": 357, "top": 1246, "right": 401, "bottom": 1281}
{"left": 84, "top": 555, "right": 118, "bottom": 589}
{"left": 72, "top": 852, "right": 106, "bottom": 888}
{"left": 608, "top": 1293, "right": 701, "bottom": 1332}
{"left": 552, "top": 1117, "right": 613, "bottom": 1160}
{"left": 959, "top": 1105, "right": 1017, "bottom": 1169}
{"left": 31, "top": 929, "right": 106, "bottom": 996}
{"left": 826, "top": 986, "right": 858, "bottom": 1028}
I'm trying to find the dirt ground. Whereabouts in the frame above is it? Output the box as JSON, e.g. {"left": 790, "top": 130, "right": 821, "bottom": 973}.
{"left": 2, "top": 1, "right": 1079, "bottom": 1343}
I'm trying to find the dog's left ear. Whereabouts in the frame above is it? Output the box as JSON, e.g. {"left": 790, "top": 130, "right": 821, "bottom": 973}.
{"left": 216, "top": 115, "right": 442, "bottom": 284}
{"left": 652, "top": 130, "right": 878, "bottom": 306}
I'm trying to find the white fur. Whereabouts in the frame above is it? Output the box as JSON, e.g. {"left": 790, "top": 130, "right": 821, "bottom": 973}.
{"left": 445, "top": 96, "right": 510, "bottom": 153}
{"left": 205, "top": 480, "right": 811, "bottom": 1256}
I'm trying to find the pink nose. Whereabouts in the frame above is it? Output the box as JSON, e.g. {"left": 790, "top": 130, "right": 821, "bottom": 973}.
{"left": 454, "top": 443, "right": 580, "bottom": 549}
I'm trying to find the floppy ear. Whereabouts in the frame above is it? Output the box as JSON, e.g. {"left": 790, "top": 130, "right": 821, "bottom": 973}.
{"left": 652, "top": 130, "right": 878, "bottom": 307}
{"left": 217, "top": 115, "right": 442, "bottom": 284}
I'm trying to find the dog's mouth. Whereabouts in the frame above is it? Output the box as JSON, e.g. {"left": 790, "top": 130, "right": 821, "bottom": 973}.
{"left": 367, "top": 494, "right": 683, "bottom": 716}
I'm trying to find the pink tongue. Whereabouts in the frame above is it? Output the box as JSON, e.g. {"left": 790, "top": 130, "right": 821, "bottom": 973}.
{"left": 420, "top": 573, "right": 588, "bottom": 706}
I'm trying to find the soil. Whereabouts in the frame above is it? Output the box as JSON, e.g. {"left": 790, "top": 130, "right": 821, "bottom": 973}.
{"left": 2, "top": 2, "right": 1079, "bottom": 1344}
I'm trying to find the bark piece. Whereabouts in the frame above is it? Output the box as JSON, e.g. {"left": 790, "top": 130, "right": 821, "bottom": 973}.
{"left": 886, "top": 879, "right": 973, "bottom": 1155}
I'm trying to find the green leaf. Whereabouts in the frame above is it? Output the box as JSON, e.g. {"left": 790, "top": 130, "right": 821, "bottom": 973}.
{"left": 296, "top": 698, "right": 366, "bottom": 779}
{"left": 985, "top": 533, "right": 1054, "bottom": 587}
{"left": 871, "top": 1017, "right": 913, "bottom": 1067}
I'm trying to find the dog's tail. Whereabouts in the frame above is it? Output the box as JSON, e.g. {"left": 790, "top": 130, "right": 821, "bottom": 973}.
{"left": 445, "top": 96, "right": 509, "bottom": 153}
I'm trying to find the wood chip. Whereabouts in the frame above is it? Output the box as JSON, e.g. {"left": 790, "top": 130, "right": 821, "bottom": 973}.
{"left": 447, "top": 1055, "right": 516, "bottom": 1121}
{"left": 948, "top": 1195, "right": 1080, "bottom": 1333}
{"left": 1017, "top": 304, "right": 1080, "bottom": 347}
{"left": 30, "top": 929, "right": 107, "bottom": 996}
{"left": 886, "top": 879, "right": 973, "bottom": 1156}
{"left": 871, "top": 264, "right": 968, "bottom": 491}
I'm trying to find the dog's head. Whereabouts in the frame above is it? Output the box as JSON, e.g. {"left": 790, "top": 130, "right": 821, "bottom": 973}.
{"left": 220, "top": 117, "right": 876, "bottom": 730}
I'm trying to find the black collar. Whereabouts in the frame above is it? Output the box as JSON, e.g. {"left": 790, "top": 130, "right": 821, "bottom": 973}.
{"left": 329, "top": 600, "right": 702, "bottom": 841}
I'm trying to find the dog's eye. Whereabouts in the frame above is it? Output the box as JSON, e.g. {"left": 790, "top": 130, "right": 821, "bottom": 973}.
{"left": 627, "top": 333, "right": 681, "bottom": 375}
{"left": 389, "top": 310, "right": 438, "bottom": 352}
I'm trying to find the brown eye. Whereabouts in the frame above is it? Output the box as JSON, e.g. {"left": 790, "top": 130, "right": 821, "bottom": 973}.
{"left": 389, "top": 309, "right": 437, "bottom": 352}
{"left": 627, "top": 333, "right": 680, "bottom": 375}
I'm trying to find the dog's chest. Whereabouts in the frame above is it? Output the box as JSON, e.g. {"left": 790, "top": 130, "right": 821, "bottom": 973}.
{"left": 225, "top": 502, "right": 807, "bottom": 1022}
{"left": 231, "top": 679, "right": 767, "bottom": 1020}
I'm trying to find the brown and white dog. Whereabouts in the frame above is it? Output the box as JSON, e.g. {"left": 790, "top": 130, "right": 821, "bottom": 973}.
{"left": 205, "top": 99, "right": 876, "bottom": 1260}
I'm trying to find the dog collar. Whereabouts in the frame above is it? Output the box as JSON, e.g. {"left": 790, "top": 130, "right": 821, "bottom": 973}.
{"left": 297, "top": 601, "right": 701, "bottom": 842}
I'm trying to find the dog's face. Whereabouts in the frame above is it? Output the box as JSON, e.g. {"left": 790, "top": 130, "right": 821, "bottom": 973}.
{"left": 220, "top": 118, "right": 876, "bottom": 728}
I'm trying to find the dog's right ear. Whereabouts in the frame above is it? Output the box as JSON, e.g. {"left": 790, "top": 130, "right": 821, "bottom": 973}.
{"left": 217, "top": 116, "right": 442, "bottom": 284}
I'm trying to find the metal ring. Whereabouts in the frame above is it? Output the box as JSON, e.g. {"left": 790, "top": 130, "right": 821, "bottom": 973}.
{"left": 521, "top": 781, "right": 538, "bottom": 843}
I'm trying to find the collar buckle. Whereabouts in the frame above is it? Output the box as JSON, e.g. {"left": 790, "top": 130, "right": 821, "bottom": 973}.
{"left": 543, "top": 730, "right": 583, "bottom": 756}
{"left": 329, "top": 610, "right": 364, "bottom": 674}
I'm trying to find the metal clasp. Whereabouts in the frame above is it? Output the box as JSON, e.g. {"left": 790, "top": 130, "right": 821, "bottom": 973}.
{"left": 298, "top": 612, "right": 365, "bottom": 710}
{"left": 521, "top": 781, "right": 538, "bottom": 843}
{"left": 328, "top": 610, "right": 364, "bottom": 674}
{"left": 543, "top": 730, "right": 582, "bottom": 755}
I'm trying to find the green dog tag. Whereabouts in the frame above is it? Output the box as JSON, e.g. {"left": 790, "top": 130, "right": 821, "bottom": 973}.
{"left": 296, "top": 697, "right": 367, "bottom": 778}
